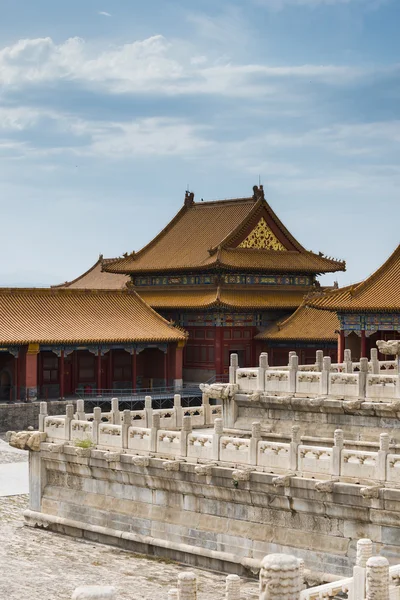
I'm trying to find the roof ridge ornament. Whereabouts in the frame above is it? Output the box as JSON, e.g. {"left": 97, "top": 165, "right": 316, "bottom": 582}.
{"left": 252, "top": 184, "right": 265, "bottom": 202}
{"left": 184, "top": 190, "right": 195, "bottom": 208}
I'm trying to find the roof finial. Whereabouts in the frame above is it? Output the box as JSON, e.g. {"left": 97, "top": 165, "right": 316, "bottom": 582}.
{"left": 184, "top": 189, "right": 195, "bottom": 207}
{"left": 252, "top": 183, "right": 264, "bottom": 202}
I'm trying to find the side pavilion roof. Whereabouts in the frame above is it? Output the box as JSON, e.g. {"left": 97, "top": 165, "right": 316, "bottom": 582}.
{"left": 256, "top": 303, "right": 339, "bottom": 342}
{"left": 308, "top": 244, "right": 400, "bottom": 313}
{"left": 104, "top": 186, "right": 345, "bottom": 275}
{"left": 0, "top": 288, "right": 186, "bottom": 345}
{"left": 53, "top": 256, "right": 129, "bottom": 290}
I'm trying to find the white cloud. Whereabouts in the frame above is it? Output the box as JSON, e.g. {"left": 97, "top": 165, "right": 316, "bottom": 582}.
{"left": 253, "top": 0, "right": 387, "bottom": 9}
{"left": 98, "top": 11, "right": 112, "bottom": 17}
{"left": 0, "top": 34, "right": 372, "bottom": 98}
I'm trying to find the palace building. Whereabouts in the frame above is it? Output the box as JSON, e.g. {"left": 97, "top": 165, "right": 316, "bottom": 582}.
{"left": 308, "top": 243, "right": 400, "bottom": 361}
{"left": 101, "top": 185, "right": 345, "bottom": 381}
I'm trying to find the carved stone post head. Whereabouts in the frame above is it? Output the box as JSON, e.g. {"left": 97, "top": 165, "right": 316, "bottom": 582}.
{"left": 259, "top": 554, "right": 302, "bottom": 600}
{"left": 366, "top": 556, "right": 389, "bottom": 600}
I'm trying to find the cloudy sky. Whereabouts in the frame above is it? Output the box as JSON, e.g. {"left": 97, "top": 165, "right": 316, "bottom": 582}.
{"left": 0, "top": 0, "right": 399, "bottom": 287}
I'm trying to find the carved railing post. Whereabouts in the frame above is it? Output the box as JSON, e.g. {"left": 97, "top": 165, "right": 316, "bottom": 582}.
{"left": 212, "top": 418, "right": 223, "bottom": 461}
{"left": 72, "top": 587, "right": 116, "bottom": 599}
{"left": 145, "top": 396, "right": 153, "bottom": 428}
{"left": 168, "top": 589, "right": 179, "bottom": 600}
{"left": 321, "top": 356, "right": 331, "bottom": 395}
{"left": 315, "top": 350, "right": 324, "bottom": 372}
{"left": 359, "top": 358, "right": 369, "bottom": 399}
{"left": 178, "top": 572, "right": 197, "bottom": 600}
{"left": 150, "top": 413, "right": 160, "bottom": 453}
{"left": 201, "top": 393, "right": 209, "bottom": 426}
{"left": 39, "top": 401, "right": 48, "bottom": 432}
{"left": 65, "top": 404, "right": 74, "bottom": 441}
{"left": 92, "top": 407, "right": 102, "bottom": 445}
{"left": 122, "top": 409, "right": 132, "bottom": 450}
{"left": 111, "top": 398, "right": 121, "bottom": 425}
{"left": 258, "top": 352, "right": 268, "bottom": 391}
{"left": 353, "top": 538, "right": 373, "bottom": 599}
{"left": 250, "top": 422, "right": 261, "bottom": 465}
{"left": 344, "top": 349, "right": 353, "bottom": 373}
{"left": 225, "top": 574, "right": 241, "bottom": 600}
{"left": 174, "top": 394, "right": 183, "bottom": 428}
{"left": 370, "top": 348, "right": 379, "bottom": 375}
{"left": 290, "top": 425, "right": 300, "bottom": 472}
{"left": 180, "top": 416, "right": 192, "bottom": 457}
{"left": 75, "top": 399, "right": 86, "bottom": 421}
{"left": 229, "top": 353, "right": 239, "bottom": 384}
{"left": 333, "top": 429, "right": 344, "bottom": 477}
{"left": 378, "top": 433, "right": 389, "bottom": 482}
{"left": 366, "top": 556, "right": 389, "bottom": 600}
{"left": 259, "top": 554, "right": 302, "bottom": 600}
{"left": 289, "top": 353, "right": 298, "bottom": 394}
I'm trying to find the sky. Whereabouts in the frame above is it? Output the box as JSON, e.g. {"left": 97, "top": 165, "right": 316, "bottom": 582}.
{"left": 0, "top": 0, "right": 399, "bottom": 288}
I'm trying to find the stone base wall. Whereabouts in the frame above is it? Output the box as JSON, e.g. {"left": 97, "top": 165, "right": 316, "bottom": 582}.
{"left": 26, "top": 446, "right": 400, "bottom": 578}
{"left": 234, "top": 394, "right": 400, "bottom": 441}
{"left": 0, "top": 400, "right": 76, "bottom": 433}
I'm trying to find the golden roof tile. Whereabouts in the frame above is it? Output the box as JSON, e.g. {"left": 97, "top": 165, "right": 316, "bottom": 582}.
{"left": 256, "top": 304, "right": 339, "bottom": 341}
{"left": 308, "top": 244, "right": 400, "bottom": 313}
{"left": 0, "top": 288, "right": 186, "bottom": 345}
{"left": 53, "top": 256, "right": 129, "bottom": 290}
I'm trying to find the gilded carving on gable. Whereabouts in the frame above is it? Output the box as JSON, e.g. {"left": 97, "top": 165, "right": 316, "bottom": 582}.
{"left": 238, "top": 218, "right": 287, "bottom": 251}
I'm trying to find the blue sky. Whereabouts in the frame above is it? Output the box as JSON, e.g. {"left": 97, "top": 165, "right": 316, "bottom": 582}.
{"left": 0, "top": 0, "right": 399, "bottom": 287}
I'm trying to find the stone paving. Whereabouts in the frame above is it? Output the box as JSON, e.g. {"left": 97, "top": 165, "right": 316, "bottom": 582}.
{"left": 0, "top": 442, "right": 259, "bottom": 600}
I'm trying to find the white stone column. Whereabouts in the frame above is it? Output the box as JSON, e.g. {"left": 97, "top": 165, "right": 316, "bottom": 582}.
{"left": 250, "top": 422, "right": 261, "bottom": 465}
{"left": 29, "top": 450, "right": 47, "bottom": 512}
{"left": 145, "top": 396, "right": 153, "bottom": 428}
{"left": 353, "top": 538, "right": 373, "bottom": 600}
{"left": 259, "top": 554, "right": 302, "bottom": 600}
{"left": 111, "top": 398, "right": 121, "bottom": 425}
{"left": 332, "top": 429, "right": 344, "bottom": 477}
{"left": 289, "top": 354, "right": 298, "bottom": 394}
{"left": 180, "top": 416, "right": 192, "bottom": 457}
{"left": 229, "top": 353, "right": 239, "bottom": 384}
{"left": 290, "top": 426, "right": 300, "bottom": 472}
{"left": 201, "top": 393, "right": 209, "bottom": 426}
{"left": 178, "top": 572, "right": 197, "bottom": 600}
{"left": 168, "top": 589, "right": 179, "bottom": 600}
{"left": 212, "top": 418, "right": 223, "bottom": 461}
{"left": 366, "top": 556, "right": 389, "bottom": 600}
{"left": 122, "top": 409, "right": 131, "bottom": 450}
{"left": 225, "top": 574, "right": 241, "bottom": 600}
{"left": 150, "top": 413, "right": 160, "bottom": 453}
{"left": 72, "top": 587, "right": 116, "bottom": 599}
{"left": 38, "top": 401, "right": 48, "bottom": 432}
{"left": 358, "top": 358, "right": 369, "bottom": 399}
{"left": 174, "top": 394, "right": 183, "bottom": 428}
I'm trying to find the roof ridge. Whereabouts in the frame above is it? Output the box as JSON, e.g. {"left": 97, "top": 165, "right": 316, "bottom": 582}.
{"left": 350, "top": 243, "right": 400, "bottom": 297}
{"left": 51, "top": 256, "right": 105, "bottom": 289}
{"left": 208, "top": 198, "right": 264, "bottom": 253}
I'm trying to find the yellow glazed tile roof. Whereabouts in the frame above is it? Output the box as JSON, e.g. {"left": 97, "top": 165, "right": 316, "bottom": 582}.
{"left": 256, "top": 304, "right": 339, "bottom": 341}
{"left": 308, "top": 244, "right": 400, "bottom": 313}
{"left": 53, "top": 257, "right": 129, "bottom": 290}
{"left": 104, "top": 189, "right": 345, "bottom": 275}
{"left": 139, "top": 287, "right": 306, "bottom": 309}
{"left": 0, "top": 288, "right": 186, "bottom": 345}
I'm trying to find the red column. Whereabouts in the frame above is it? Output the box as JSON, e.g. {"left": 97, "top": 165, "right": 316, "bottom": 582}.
{"left": 215, "top": 327, "right": 224, "bottom": 377}
{"left": 108, "top": 350, "right": 113, "bottom": 390}
{"left": 174, "top": 343, "right": 184, "bottom": 389}
{"left": 132, "top": 349, "right": 137, "bottom": 392}
{"left": 164, "top": 348, "right": 168, "bottom": 387}
{"left": 338, "top": 331, "right": 345, "bottom": 363}
{"left": 14, "top": 354, "right": 19, "bottom": 402}
{"left": 361, "top": 330, "right": 367, "bottom": 358}
{"left": 60, "top": 350, "right": 65, "bottom": 399}
{"left": 97, "top": 350, "right": 102, "bottom": 392}
{"left": 25, "top": 344, "right": 39, "bottom": 401}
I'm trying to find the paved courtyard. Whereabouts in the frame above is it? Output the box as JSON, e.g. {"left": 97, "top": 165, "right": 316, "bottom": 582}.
{"left": 0, "top": 439, "right": 259, "bottom": 600}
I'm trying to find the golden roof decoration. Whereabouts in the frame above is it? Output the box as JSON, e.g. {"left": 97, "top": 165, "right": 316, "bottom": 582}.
{"left": 238, "top": 218, "right": 287, "bottom": 251}
{"left": 256, "top": 303, "right": 339, "bottom": 341}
